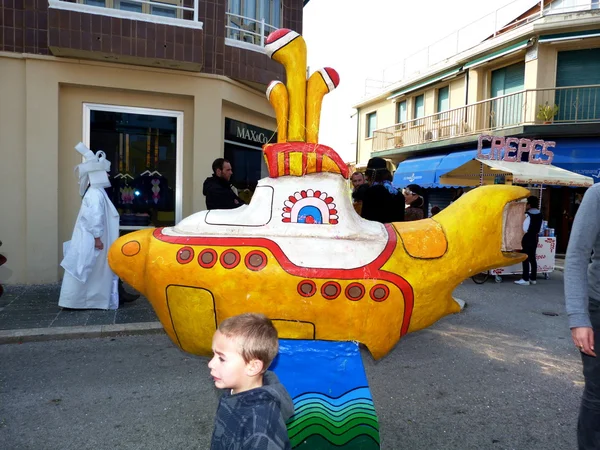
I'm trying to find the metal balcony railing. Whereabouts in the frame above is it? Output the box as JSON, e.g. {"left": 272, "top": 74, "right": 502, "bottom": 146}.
{"left": 225, "top": 12, "right": 278, "bottom": 47}
{"left": 371, "top": 85, "right": 600, "bottom": 152}
{"left": 50, "top": 0, "right": 199, "bottom": 23}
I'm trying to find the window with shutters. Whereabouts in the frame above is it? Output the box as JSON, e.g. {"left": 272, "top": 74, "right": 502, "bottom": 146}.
{"left": 556, "top": 49, "right": 600, "bottom": 121}
{"left": 396, "top": 101, "right": 407, "bottom": 125}
{"left": 414, "top": 95, "right": 425, "bottom": 125}
{"left": 490, "top": 62, "right": 525, "bottom": 127}
{"left": 366, "top": 112, "right": 377, "bottom": 138}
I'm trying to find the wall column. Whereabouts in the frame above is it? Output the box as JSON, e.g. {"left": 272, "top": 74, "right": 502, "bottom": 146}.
{"left": 25, "top": 59, "right": 60, "bottom": 283}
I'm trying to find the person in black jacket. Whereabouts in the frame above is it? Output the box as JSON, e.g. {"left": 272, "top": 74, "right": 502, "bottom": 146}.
{"left": 515, "top": 195, "right": 543, "bottom": 286}
{"left": 203, "top": 158, "right": 245, "bottom": 210}
{"left": 360, "top": 157, "right": 405, "bottom": 224}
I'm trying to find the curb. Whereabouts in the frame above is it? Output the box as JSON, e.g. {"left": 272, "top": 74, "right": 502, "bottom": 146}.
{"left": 0, "top": 322, "right": 165, "bottom": 345}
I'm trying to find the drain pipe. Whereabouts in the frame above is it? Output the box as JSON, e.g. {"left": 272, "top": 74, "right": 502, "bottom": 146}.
{"left": 354, "top": 111, "right": 360, "bottom": 165}
{"left": 464, "top": 69, "right": 469, "bottom": 126}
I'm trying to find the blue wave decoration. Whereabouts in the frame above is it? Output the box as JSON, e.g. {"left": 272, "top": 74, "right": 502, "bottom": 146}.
{"left": 271, "top": 340, "right": 380, "bottom": 449}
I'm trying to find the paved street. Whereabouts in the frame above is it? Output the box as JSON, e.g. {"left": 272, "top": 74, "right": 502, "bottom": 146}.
{"left": 0, "top": 271, "right": 583, "bottom": 450}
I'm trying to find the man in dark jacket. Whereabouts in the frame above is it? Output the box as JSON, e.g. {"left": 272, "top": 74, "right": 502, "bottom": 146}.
{"left": 515, "top": 195, "right": 543, "bottom": 286}
{"left": 203, "top": 158, "right": 245, "bottom": 210}
{"left": 360, "top": 157, "right": 405, "bottom": 224}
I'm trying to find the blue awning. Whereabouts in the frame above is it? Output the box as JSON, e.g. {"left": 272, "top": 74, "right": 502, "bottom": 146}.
{"left": 551, "top": 139, "right": 600, "bottom": 183}
{"left": 392, "top": 150, "right": 479, "bottom": 189}
{"left": 435, "top": 150, "right": 478, "bottom": 179}
{"left": 392, "top": 154, "right": 446, "bottom": 188}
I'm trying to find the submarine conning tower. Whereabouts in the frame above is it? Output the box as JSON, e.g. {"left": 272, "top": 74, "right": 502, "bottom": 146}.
{"left": 263, "top": 28, "right": 345, "bottom": 180}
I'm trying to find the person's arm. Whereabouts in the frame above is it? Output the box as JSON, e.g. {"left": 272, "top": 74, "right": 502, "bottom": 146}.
{"left": 242, "top": 403, "right": 289, "bottom": 450}
{"left": 207, "top": 185, "right": 240, "bottom": 210}
{"left": 79, "top": 190, "right": 106, "bottom": 248}
{"left": 522, "top": 214, "right": 530, "bottom": 233}
{"left": 565, "top": 185, "right": 600, "bottom": 356}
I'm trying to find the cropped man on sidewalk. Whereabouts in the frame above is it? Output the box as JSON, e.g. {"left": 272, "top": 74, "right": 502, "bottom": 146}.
{"left": 565, "top": 183, "right": 600, "bottom": 450}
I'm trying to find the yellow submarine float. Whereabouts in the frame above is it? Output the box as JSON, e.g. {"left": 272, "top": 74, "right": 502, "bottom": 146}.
{"left": 109, "top": 29, "right": 529, "bottom": 360}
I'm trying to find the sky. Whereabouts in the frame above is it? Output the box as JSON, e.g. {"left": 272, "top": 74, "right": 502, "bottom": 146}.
{"left": 302, "top": 0, "right": 538, "bottom": 163}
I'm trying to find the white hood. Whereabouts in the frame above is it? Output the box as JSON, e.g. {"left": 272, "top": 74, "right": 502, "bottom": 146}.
{"left": 74, "top": 142, "right": 111, "bottom": 196}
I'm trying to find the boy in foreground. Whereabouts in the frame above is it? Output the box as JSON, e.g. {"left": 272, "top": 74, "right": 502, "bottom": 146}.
{"left": 209, "top": 313, "right": 294, "bottom": 450}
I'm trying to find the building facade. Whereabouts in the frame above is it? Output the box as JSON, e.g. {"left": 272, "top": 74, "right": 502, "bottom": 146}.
{"left": 0, "top": 0, "right": 306, "bottom": 284}
{"left": 354, "top": 0, "right": 600, "bottom": 252}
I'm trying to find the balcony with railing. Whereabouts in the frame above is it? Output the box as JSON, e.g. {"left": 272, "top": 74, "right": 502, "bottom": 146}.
{"left": 371, "top": 85, "right": 600, "bottom": 153}
{"left": 48, "top": 0, "right": 201, "bottom": 27}
{"left": 47, "top": 0, "right": 203, "bottom": 70}
{"left": 225, "top": 12, "right": 279, "bottom": 51}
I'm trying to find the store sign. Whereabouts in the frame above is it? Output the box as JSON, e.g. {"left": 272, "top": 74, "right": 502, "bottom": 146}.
{"left": 477, "top": 135, "right": 555, "bottom": 165}
{"left": 403, "top": 173, "right": 423, "bottom": 183}
{"left": 225, "top": 118, "right": 276, "bottom": 147}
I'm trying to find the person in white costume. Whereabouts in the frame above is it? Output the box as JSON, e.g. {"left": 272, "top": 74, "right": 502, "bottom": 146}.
{"left": 58, "top": 142, "right": 120, "bottom": 310}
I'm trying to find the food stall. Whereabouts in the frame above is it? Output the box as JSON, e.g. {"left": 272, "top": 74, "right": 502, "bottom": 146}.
{"left": 438, "top": 135, "right": 594, "bottom": 281}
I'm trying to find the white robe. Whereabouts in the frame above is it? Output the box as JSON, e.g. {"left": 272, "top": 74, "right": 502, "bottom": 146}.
{"left": 59, "top": 187, "right": 120, "bottom": 310}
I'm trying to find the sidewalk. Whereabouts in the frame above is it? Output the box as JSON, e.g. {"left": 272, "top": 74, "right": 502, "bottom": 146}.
{"left": 0, "top": 283, "right": 162, "bottom": 344}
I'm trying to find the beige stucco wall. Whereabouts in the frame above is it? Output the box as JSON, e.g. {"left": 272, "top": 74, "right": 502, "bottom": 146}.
{"left": 356, "top": 75, "right": 467, "bottom": 162}
{"left": 0, "top": 53, "right": 275, "bottom": 284}
{"left": 449, "top": 77, "right": 466, "bottom": 109}
{"left": 0, "top": 58, "right": 27, "bottom": 286}
{"left": 356, "top": 97, "right": 391, "bottom": 165}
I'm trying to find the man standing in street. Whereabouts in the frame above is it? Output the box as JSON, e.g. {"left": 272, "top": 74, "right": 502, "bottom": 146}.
{"left": 565, "top": 183, "right": 600, "bottom": 450}
{"left": 203, "top": 158, "right": 245, "bottom": 210}
{"left": 514, "top": 195, "right": 543, "bottom": 286}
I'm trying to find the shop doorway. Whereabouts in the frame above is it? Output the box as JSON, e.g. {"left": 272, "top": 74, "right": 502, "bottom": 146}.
{"left": 83, "top": 104, "right": 183, "bottom": 230}
{"left": 223, "top": 118, "right": 276, "bottom": 203}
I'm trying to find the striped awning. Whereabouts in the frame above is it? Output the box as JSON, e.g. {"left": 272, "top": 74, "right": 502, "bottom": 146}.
{"left": 439, "top": 159, "right": 594, "bottom": 187}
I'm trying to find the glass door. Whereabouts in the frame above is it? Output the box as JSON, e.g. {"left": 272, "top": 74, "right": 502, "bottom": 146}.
{"left": 83, "top": 104, "right": 183, "bottom": 230}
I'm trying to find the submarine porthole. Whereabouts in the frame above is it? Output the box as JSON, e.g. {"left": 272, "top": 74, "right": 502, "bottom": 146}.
{"left": 370, "top": 285, "right": 390, "bottom": 302}
{"left": 345, "top": 283, "right": 365, "bottom": 301}
{"left": 297, "top": 280, "right": 316, "bottom": 297}
{"left": 176, "top": 247, "right": 194, "bottom": 264}
{"left": 321, "top": 281, "right": 341, "bottom": 300}
{"left": 121, "top": 241, "right": 141, "bottom": 257}
{"left": 198, "top": 249, "right": 217, "bottom": 268}
{"left": 245, "top": 250, "right": 267, "bottom": 271}
{"left": 220, "top": 249, "right": 241, "bottom": 269}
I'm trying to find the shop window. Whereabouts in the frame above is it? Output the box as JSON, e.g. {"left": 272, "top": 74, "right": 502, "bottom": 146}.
{"left": 223, "top": 118, "right": 275, "bottom": 203}
{"left": 366, "top": 112, "right": 377, "bottom": 138}
{"left": 85, "top": 104, "right": 183, "bottom": 231}
{"left": 224, "top": 145, "right": 265, "bottom": 202}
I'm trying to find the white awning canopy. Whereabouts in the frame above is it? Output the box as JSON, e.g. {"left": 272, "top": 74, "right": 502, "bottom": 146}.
{"left": 439, "top": 158, "right": 594, "bottom": 187}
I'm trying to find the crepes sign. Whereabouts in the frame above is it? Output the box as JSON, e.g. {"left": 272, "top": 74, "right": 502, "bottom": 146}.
{"left": 477, "top": 135, "right": 555, "bottom": 165}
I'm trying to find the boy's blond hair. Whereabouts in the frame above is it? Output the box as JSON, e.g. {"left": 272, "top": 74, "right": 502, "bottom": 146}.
{"left": 218, "top": 313, "right": 279, "bottom": 371}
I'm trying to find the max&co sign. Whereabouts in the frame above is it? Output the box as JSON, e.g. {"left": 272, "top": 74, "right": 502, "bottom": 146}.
{"left": 477, "top": 135, "right": 555, "bottom": 165}
{"left": 225, "top": 118, "right": 276, "bottom": 147}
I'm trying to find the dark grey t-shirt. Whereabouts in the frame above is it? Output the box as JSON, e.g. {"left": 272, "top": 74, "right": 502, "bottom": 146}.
{"left": 565, "top": 183, "right": 600, "bottom": 328}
